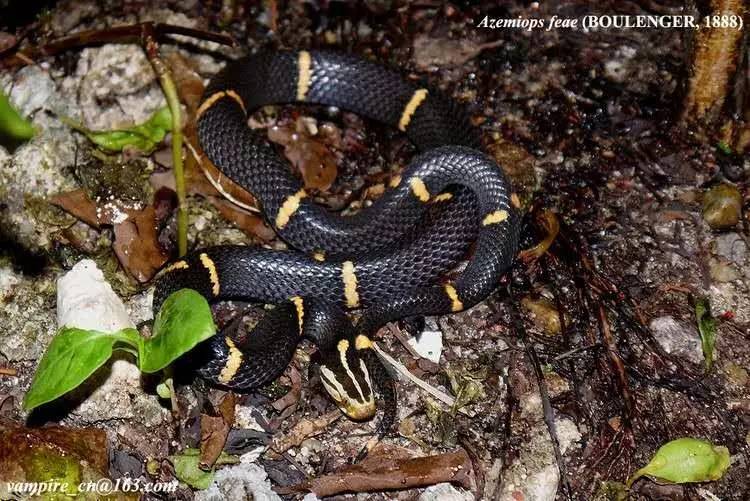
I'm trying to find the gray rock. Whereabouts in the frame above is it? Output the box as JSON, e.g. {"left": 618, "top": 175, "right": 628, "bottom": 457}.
{"left": 0, "top": 63, "right": 82, "bottom": 253}
{"left": 649, "top": 316, "right": 704, "bottom": 365}
{"left": 61, "top": 43, "right": 164, "bottom": 129}
{"left": 496, "top": 412, "right": 581, "bottom": 501}
{"left": 5, "top": 65, "right": 58, "bottom": 117}
{"left": 0, "top": 266, "right": 57, "bottom": 362}
{"left": 714, "top": 233, "right": 747, "bottom": 265}
{"left": 53, "top": 261, "right": 166, "bottom": 427}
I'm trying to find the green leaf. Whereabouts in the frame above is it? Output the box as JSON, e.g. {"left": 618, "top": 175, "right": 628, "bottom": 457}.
{"left": 139, "top": 289, "right": 216, "bottom": 373}
{"left": 170, "top": 448, "right": 239, "bottom": 490}
{"left": 695, "top": 297, "right": 717, "bottom": 371}
{"left": 23, "top": 327, "right": 140, "bottom": 411}
{"left": 716, "top": 141, "right": 732, "bottom": 155}
{"left": 24, "top": 289, "right": 214, "bottom": 412}
{"left": 445, "top": 366, "right": 487, "bottom": 414}
{"left": 594, "top": 481, "right": 628, "bottom": 501}
{"left": 62, "top": 106, "right": 172, "bottom": 153}
{"left": 0, "top": 90, "right": 35, "bottom": 141}
{"left": 156, "top": 381, "right": 172, "bottom": 399}
{"left": 627, "top": 438, "right": 730, "bottom": 488}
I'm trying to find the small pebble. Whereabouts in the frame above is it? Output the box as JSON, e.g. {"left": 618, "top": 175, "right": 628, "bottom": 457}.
{"left": 702, "top": 183, "right": 742, "bottom": 230}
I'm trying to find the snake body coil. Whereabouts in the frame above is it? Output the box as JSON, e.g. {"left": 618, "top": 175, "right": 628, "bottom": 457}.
{"left": 154, "top": 50, "right": 519, "bottom": 429}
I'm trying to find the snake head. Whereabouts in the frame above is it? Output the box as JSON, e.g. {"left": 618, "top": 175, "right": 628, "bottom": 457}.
{"left": 318, "top": 338, "right": 375, "bottom": 421}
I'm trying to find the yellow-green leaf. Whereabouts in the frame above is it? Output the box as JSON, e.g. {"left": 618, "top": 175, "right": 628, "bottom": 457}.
{"left": 170, "top": 448, "right": 239, "bottom": 489}
{"left": 695, "top": 297, "right": 717, "bottom": 371}
{"left": 627, "top": 438, "right": 730, "bottom": 488}
{"left": 0, "top": 90, "right": 35, "bottom": 141}
{"left": 63, "top": 106, "right": 172, "bottom": 153}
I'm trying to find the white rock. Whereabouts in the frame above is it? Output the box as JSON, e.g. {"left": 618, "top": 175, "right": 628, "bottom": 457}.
{"left": 57, "top": 259, "right": 134, "bottom": 332}
{"left": 408, "top": 330, "right": 443, "bottom": 363}
{"left": 195, "top": 463, "right": 281, "bottom": 501}
{"left": 649, "top": 316, "right": 704, "bottom": 365}
{"left": 419, "top": 483, "right": 474, "bottom": 501}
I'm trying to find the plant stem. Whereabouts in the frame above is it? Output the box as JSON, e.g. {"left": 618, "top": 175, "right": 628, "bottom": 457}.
{"left": 144, "top": 33, "right": 188, "bottom": 256}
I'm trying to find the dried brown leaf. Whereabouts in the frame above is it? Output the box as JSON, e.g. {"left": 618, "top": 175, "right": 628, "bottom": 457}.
{"left": 209, "top": 197, "right": 274, "bottom": 241}
{"left": 113, "top": 206, "right": 168, "bottom": 282}
{"left": 49, "top": 189, "right": 100, "bottom": 228}
{"left": 199, "top": 392, "right": 236, "bottom": 470}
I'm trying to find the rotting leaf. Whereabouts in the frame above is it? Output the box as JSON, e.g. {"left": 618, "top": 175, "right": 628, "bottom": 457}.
{"left": 268, "top": 117, "right": 339, "bottom": 190}
{"left": 593, "top": 481, "right": 628, "bottom": 501}
{"left": 0, "top": 422, "right": 136, "bottom": 500}
{"left": 209, "top": 197, "right": 275, "bottom": 241}
{"left": 170, "top": 448, "right": 239, "bottom": 490}
{"left": 422, "top": 397, "right": 457, "bottom": 447}
{"left": 113, "top": 206, "right": 168, "bottom": 283}
{"left": 50, "top": 189, "right": 100, "bottom": 228}
{"left": 398, "top": 417, "right": 429, "bottom": 450}
{"left": 200, "top": 392, "right": 236, "bottom": 470}
{"left": 626, "top": 438, "right": 730, "bottom": 488}
{"left": 445, "top": 366, "right": 487, "bottom": 413}
{"left": 521, "top": 296, "right": 562, "bottom": 336}
{"left": 695, "top": 297, "right": 717, "bottom": 371}
{"left": 63, "top": 106, "right": 172, "bottom": 153}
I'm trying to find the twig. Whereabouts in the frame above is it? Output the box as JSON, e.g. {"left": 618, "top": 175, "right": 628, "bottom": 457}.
{"left": 0, "top": 367, "right": 17, "bottom": 376}
{"left": 509, "top": 281, "right": 572, "bottom": 500}
{"left": 388, "top": 324, "right": 423, "bottom": 360}
{"left": 267, "top": 409, "right": 341, "bottom": 459}
{"left": 2, "top": 22, "right": 236, "bottom": 67}
{"left": 596, "top": 304, "right": 635, "bottom": 438}
{"left": 370, "top": 342, "right": 470, "bottom": 415}
{"left": 252, "top": 409, "right": 310, "bottom": 478}
{"left": 279, "top": 449, "right": 475, "bottom": 497}
{"left": 143, "top": 26, "right": 187, "bottom": 256}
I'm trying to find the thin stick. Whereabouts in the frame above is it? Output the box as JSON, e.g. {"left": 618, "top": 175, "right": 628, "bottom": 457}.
{"left": 2, "top": 22, "right": 236, "bottom": 67}
{"left": 370, "top": 342, "right": 471, "bottom": 416}
{"left": 143, "top": 28, "right": 187, "bottom": 256}
{"left": 509, "top": 281, "right": 572, "bottom": 500}
{"left": 0, "top": 367, "right": 17, "bottom": 376}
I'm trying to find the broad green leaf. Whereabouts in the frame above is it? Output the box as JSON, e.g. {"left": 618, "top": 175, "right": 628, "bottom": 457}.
{"left": 695, "top": 297, "right": 717, "bottom": 371}
{"left": 170, "top": 448, "right": 239, "bottom": 489}
{"left": 24, "top": 289, "right": 214, "bottom": 412}
{"left": 627, "top": 438, "right": 730, "bottom": 488}
{"left": 23, "top": 327, "right": 140, "bottom": 411}
{"left": 63, "top": 106, "right": 172, "bottom": 153}
{"left": 0, "top": 90, "right": 35, "bottom": 141}
{"left": 139, "top": 289, "right": 216, "bottom": 373}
